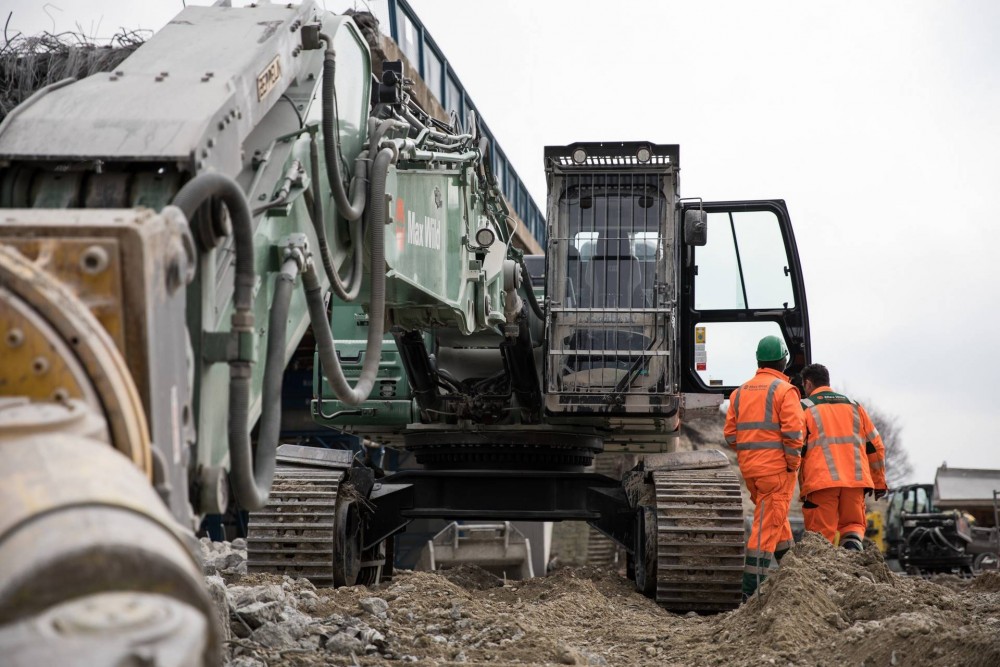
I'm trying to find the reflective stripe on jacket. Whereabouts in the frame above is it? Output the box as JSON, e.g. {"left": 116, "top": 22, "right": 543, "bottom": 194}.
{"left": 724, "top": 368, "right": 805, "bottom": 478}
{"left": 799, "top": 386, "right": 887, "bottom": 496}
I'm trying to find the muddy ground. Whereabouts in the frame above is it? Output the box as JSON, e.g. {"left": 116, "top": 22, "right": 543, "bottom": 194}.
{"left": 205, "top": 533, "right": 1000, "bottom": 667}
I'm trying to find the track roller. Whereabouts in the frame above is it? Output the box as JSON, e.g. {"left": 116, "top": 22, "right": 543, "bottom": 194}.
{"left": 247, "top": 446, "right": 353, "bottom": 586}
{"left": 247, "top": 445, "right": 392, "bottom": 588}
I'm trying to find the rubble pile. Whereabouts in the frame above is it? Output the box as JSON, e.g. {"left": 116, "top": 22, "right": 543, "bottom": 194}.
{"left": 203, "top": 534, "right": 1000, "bottom": 666}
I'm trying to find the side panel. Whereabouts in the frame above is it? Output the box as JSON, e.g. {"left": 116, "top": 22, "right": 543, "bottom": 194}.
{"left": 383, "top": 167, "right": 506, "bottom": 335}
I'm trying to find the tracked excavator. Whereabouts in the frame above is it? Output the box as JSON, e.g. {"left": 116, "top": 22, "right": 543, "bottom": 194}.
{"left": 0, "top": 3, "right": 809, "bottom": 663}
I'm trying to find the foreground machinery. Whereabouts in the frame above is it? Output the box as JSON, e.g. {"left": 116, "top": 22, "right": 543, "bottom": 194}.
{"left": 0, "top": 3, "right": 809, "bottom": 662}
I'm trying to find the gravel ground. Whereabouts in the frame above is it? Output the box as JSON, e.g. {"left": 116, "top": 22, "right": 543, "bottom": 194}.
{"left": 200, "top": 534, "right": 1000, "bottom": 667}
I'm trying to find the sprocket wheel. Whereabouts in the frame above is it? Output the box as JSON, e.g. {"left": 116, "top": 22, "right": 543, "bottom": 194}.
{"left": 333, "top": 498, "right": 363, "bottom": 587}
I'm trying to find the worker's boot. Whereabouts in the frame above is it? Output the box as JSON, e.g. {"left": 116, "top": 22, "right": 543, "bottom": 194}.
{"left": 840, "top": 536, "right": 863, "bottom": 551}
{"left": 741, "top": 556, "right": 770, "bottom": 602}
{"left": 774, "top": 538, "right": 793, "bottom": 563}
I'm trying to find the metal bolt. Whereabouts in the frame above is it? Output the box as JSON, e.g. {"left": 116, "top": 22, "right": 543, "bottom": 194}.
{"left": 258, "top": 194, "right": 267, "bottom": 201}
{"left": 80, "top": 246, "right": 109, "bottom": 274}
{"left": 218, "top": 121, "right": 226, "bottom": 130}
{"left": 32, "top": 357, "right": 50, "bottom": 375}
{"left": 115, "top": 70, "right": 124, "bottom": 76}
{"left": 6, "top": 328, "right": 24, "bottom": 347}
{"left": 155, "top": 76, "right": 164, "bottom": 82}
{"left": 160, "top": 71, "right": 169, "bottom": 77}
{"left": 207, "top": 138, "right": 215, "bottom": 148}
{"left": 52, "top": 388, "right": 70, "bottom": 402}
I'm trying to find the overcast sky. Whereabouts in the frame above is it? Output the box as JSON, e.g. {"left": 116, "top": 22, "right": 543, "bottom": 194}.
{"left": 7, "top": 0, "right": 1000, "bottom": 484}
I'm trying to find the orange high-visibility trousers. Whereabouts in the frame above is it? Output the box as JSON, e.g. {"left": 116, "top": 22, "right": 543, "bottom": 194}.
{"left": 802, "top": 486, "right": 866, "bottom": 545}
{"left": 743, "top": 471, "right": 796, "bottom": 598}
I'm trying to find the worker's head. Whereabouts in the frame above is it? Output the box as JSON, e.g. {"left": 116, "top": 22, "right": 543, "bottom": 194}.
{"left": 755, "top": 335, "right": 788, "bottom": 371}
{"left": 800, "top": 363, "right": 830, "bottom": 396}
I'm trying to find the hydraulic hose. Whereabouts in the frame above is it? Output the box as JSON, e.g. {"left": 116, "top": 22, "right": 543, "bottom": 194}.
{"left": 518, "top": 256, "right": 546, "bottom": 320}
{"left": 172, "top": 173, "right": 255, "bottom": 316}
{"left": 307, "top": 134, "right": 362, "bottom": 301}
{"left": 305, "top": 112, "right": 401, "bottom": 302}
{"left": 320, "top": 34, "right": 366, "bottom": 222}
{"left": 229, "top": 258, "right": 300, "bottom": 509}
{"left": 171, "top": 173, "right": 295, "bottom": 510}
{"left": 303, "top": 146, "right": 394, "bottom": 405}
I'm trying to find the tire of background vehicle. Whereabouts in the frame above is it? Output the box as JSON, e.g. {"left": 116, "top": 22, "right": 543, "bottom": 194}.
{"left": 972, "top": 552, "right": 1000, "bottom": 573}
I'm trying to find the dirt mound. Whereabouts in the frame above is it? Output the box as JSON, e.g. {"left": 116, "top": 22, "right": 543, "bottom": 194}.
{"left": 970, "top": 570, "right": 1000, "bottom": 592}
{"left": 210, "top": 535, "right": 1000, "bottom": 666}
{"left": 437, "top": 564, "right": 503, "bottom": 591}
{"left": 710, "top": 533, "right": 999, "bottom": 666}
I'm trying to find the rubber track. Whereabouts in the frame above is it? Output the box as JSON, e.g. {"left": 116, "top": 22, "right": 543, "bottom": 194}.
{"left": 652, "top": 468, "right": 745, "bottom": 613}
{"left": 246, "top": 466, "right": 346, "bottom": 586}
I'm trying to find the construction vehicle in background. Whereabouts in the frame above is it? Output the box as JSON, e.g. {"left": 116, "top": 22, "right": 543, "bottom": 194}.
{"left": 0, "top": 3, "right": 809, "bottom": 663}
{"left": 874, "top": 466, "right": 1000, "bottom": 574}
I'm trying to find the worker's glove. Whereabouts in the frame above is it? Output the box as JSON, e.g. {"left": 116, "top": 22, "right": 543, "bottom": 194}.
{"left": 874, "top": 488, "right": 887, "bottom": 501}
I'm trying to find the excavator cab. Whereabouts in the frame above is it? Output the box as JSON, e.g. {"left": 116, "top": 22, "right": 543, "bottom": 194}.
{"left": 544, "top": 143, "right": 677, "bottom": 416}
{"left": 543, "top": 142, "right": 810, "bottom": 420}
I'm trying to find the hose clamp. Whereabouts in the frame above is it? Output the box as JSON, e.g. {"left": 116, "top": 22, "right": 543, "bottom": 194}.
{"left": 278, "top": 233, "right": 311, "bottom": 271}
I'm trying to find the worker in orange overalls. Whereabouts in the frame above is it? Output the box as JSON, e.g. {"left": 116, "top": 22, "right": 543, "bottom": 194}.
{"left": 725, "top": 335, "right": 804, "bottom": 601}
{"left": 798, "top": 363, "right": 887, "bottom": 550}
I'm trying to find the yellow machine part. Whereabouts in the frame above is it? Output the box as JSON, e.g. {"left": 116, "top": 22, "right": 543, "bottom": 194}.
{"left": 0, "top": 245, "right": 151, "bottom": 476}
{"left": 866, "top": 510, "right": 886, "bottom": 553}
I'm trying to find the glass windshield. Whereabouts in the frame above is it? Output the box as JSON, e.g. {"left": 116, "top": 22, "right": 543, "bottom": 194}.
{"left": 695, "top": 209, "right": 795, "bottom": 310}
{"left": 556, "top": 178, "right": 665, "bottom": 309}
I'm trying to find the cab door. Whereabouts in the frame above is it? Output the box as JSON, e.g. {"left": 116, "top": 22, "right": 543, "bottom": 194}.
{"left": 678, "top": 200, "right": 810, "bottom": 394}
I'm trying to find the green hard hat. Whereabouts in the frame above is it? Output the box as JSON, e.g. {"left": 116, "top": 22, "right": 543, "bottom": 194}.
{"left": 756, "top": 335, "right": 788, "bottom": 362}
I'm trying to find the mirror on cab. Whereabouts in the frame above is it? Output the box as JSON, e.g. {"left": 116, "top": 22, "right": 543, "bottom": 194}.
{"left": 683, "top": 208, "right": 708, "bottom": 246}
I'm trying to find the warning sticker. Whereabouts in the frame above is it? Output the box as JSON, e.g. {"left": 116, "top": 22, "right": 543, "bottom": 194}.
{"left": 695, "top": 326, "right": 707, "bottom": 371}
{"left": 394, "top": 198, "right": 406, "bottom": 252}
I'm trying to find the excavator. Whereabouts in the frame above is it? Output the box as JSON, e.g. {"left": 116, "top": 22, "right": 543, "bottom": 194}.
{"left": 0, "top": 3, "right": 810, "bottom": 664}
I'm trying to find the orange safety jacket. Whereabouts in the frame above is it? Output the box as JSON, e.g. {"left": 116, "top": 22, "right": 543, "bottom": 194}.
{"left": 724, "top": 368, "right": 805, "bottom": 478}
{"left": 799, "top": 386, "right": 887, "bottom": 497}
